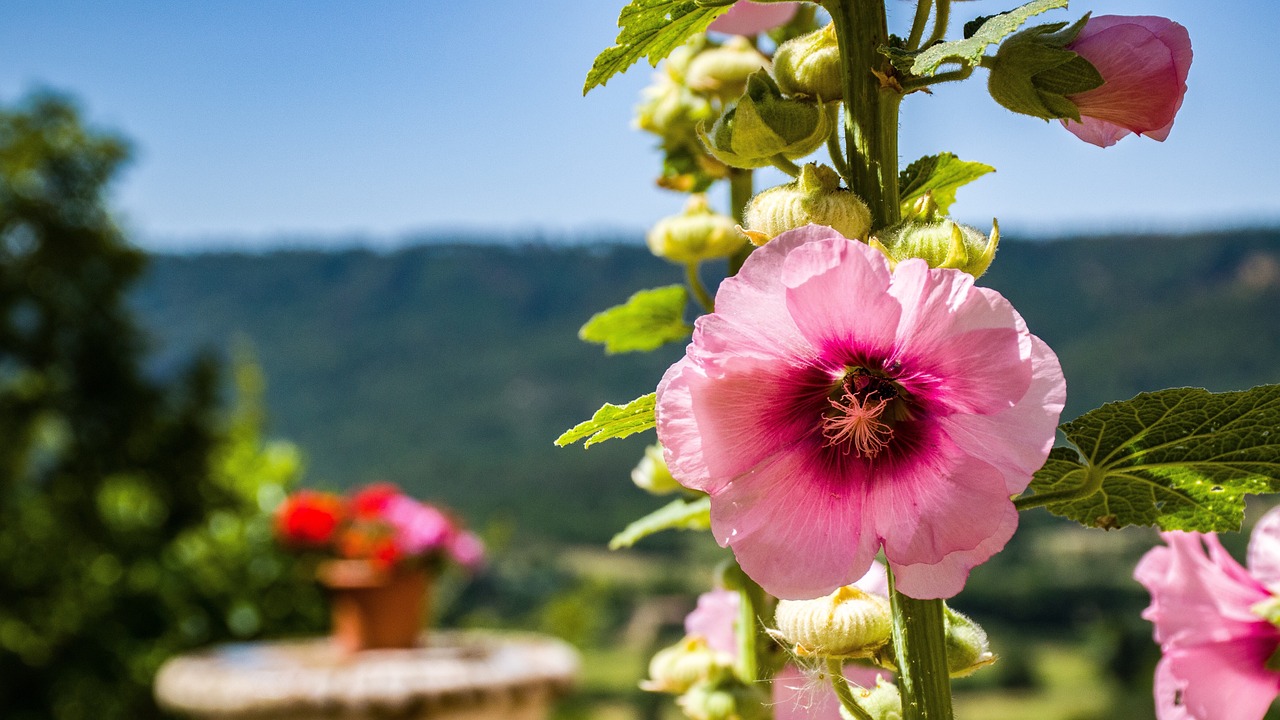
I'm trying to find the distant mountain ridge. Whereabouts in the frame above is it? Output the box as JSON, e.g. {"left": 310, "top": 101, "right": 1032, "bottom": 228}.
{"left": 130, "top": 229, "right": 1280, "bottom": 543}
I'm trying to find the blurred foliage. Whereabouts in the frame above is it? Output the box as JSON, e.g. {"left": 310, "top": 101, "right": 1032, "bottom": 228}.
{"left": 0, "top": 93, "right": 321, "bottom": 720}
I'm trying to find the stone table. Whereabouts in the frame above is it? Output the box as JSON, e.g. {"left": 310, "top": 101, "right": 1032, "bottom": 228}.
{"left": 154, "top": 631, "right": 579, "bottom": 720}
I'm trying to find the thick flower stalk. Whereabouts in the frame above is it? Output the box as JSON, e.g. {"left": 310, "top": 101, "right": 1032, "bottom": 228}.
{"left": 1135, "top": 507, "right": 1280, "bottom": 719}
{"left": 656, "top": 225, "right": 1065, "bottom": 600}
{"left": 1062, "top": 15, "right": 1193, "bottom": 147}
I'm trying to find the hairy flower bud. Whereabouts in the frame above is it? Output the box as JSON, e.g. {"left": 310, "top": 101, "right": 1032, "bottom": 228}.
{"left": 944, "top": 606, "right": 996, "bottom": 677}
{"left": 647, "top": 195, "right": 745, "bottom": 264}
{"left": 641, "top": 636, "right": 725, "bottom": 694}
{"left": 636, "top": 77, "right": 716, "bottom": 142}
{"left": 699, "top": 71, "right": 834, "bottom": 170}
{"left": 677, "top": 679, "right": 769, "bottom": 720}
{"left": 772, "top": 585, "right": 892, "bottom": 658}
{"left": 772, "top": 23, "right": 842, "bottom": 101}
{"left": 685, "top": 37, "right": 771, "bottom": 101}
{"left": 986, "top": 16, "right": 1104, "bottom": 123}
{"left": 742, "top": 163, "right": 870, "bottom": 244}
{"left": 632, "top": 443, "right": 682, "bottom": 495}
{"left": 858, "top": 679, "right": 904, "bottom": 720}
{"left": 870, "top": 219, "right": 998, "bottom": 278}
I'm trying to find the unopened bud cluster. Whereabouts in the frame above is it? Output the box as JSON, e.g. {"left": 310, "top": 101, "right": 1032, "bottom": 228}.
{"left": 743, "top": 164, "right": 870, "bottom": 244}
{"left": 870, "top": 219, "right": 999, "bottom": 278}
{"left": 772, "top": 585, "right": 892, "bottom": 658}
{"left": 700, "top": 71, "right": 835, "bottom": 170}
{"left": 647, "top": 194, "right": 745, "bottom": 264}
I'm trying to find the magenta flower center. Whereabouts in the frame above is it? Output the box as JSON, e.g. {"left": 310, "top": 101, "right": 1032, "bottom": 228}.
{"left": 821, "top": 366, "right": 905, "bottom": 459}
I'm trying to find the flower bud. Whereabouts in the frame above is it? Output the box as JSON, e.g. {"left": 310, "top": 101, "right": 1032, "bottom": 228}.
{"left": 646, "top": 195, "right": 746, "bottom": 264}
{"left": 641, "top": 636, "right": 725, "bottom": 694}
{"left": 635, "top": 77, "right": 716, "bottom": 142}
{"left": 986, "top": 17, "right": 1103, "bottom": 123}
{"left": 869, "top": 219, "right": 998, "bottom": 278}
{"left": 742, "top": 163, "right": 870, "bottom": 244}
{"left": 631, "top": 443, "right": 683, "bottom": 495}
{"left": 685, "top": 37, "right": 771, "bottom": 101}
{"left": 677, "top": 679, "right": 769, "bottom": 720}
{"left": 943, "top": 605, "right": 996, "bottom": 677}
{"left": 857, "top": 678, "right": 903, "bottom": 720}
{"left": 772, "top": 585, "right": 892, "bottom": 659}
{"left": 772, "top": 23, "right": 842, "bottom": 101}
{"left": 699, "top": 71, "right": 834, "bottom": 170}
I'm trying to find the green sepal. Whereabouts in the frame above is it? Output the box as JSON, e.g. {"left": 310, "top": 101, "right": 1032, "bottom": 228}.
{"left": 584, "top": 0, "right": 726, "bottom": 95}
{"left": 912, "top": 0, "right": 1068, "bottom": 76}
{"left": 986, "top": 16, "right": 1103, "bottom": 121}
{"left": 898, "top": 153, "right": 995, "bottom": 216}
{"left": 556, "top": 393, "right": 657, "bottom": 448}
{"left": 608, "top": 495, "right": 711, "bottom": 549}
{"left": 579, "top": 285, "right": 692, "bottom": 354}
{"left": 1022, "top": 385, "right": 1280, "bottom": 532}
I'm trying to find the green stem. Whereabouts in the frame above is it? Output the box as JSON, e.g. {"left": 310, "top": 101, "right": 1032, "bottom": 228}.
{"left": 926, "top": 0, "right": 951, "bottom": 47}
{"left": 727, "top": 167, "right": 754, "bottom": 275}
{"left": 1013, "top": 465, "right": 1105, "bottom": 512}
{"left": 828, "top": 658, "right": 875, "bottom": 720}
{"left": 827, "top": 110, "right": 852, "bottom": 185}
{"left": 887, "top": 568, "right": 954, "bottom": 720}
{"left": 770, "top": 155, "right": 802, "bottom": 177}
{"left": 826, "top": 0, "right": 902, "bottom": 230}
{"left": 901, "top": 65, "right": 973, "bottom": 92}
{"left": 685, "top": 262, "right": 715, "bottom": 312}
{"left": 906, "top": 0, "right": 933, "bottom": 51}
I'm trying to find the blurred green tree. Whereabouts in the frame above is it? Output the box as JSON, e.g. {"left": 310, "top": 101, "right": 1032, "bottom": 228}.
{"left": 0, "top": 94, "right": 322, "bottom": 720}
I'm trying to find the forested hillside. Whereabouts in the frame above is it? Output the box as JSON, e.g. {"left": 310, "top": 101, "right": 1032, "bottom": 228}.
{"left": 131, "top": 229, "right": 1280, "bottom": 544}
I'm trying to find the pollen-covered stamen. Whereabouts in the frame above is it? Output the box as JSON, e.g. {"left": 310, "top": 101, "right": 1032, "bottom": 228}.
{"left": 822, "top": 385, "right": 893, "bottom": 458}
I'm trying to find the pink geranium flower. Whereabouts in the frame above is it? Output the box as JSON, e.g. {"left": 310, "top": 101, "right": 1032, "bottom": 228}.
{"left": 1135, "top": 508, "right": 1280, "bottom": 719}
{"left": 381, "top": 494, "right": 455, "bottom": 556}
{"left": 656, "top": 226, "right": 1065, "bottom": 600}
{"left": 1062, "top": 15, "right": 1192, "bottom": 147}
{"left": 707, "top": 2, "right": 798, "bottom": 36}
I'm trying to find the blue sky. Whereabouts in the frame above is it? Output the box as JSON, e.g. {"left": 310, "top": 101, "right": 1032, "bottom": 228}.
{"left": 0, "top": 1, "right": 1275, "bottom": 250}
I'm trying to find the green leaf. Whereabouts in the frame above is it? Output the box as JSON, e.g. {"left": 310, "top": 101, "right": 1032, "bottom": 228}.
{"left": 609, "top": 496, "right": 711, "bottom": 549}
{"left": 1023, "top": 385, "right": 1280, "bottom": 532}
{"left": 898, "top": 153, "right": 995, "bottom": 216}
{"left": 579, "top": 285, "right": 692, "bottom": 354}
{"left": 556, "top": 393, "right": 657, "bottom": 448}
{"left": 912, "top": 0, "right": 1067, "bottom": 76}
{"left": 584, "top": 0, "right": 726, "bottom": 95}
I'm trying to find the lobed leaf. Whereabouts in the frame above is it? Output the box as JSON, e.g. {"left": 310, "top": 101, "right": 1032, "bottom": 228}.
{"left": 898, "top": 153, "right": 995, "bottom": 216}
{"left": 579, "top": 285, "right": 692, "bottom": 354}
{"left": 912, "top": 0, "right": 1067, "bottom": 76}
{"left": 1024, "top": 385, "right": 1280, "bottom": 532}
{"left": 556, "top": 393, "right": 657, "bottom": 448}
{"left": 608, "top": 495, "right": 711, "bottom": 549}
{"left": 584, "top": 0, "right": 725, "bottom": 95}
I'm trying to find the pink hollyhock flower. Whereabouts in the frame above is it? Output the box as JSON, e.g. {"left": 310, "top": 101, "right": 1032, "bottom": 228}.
{"left": 1062, "top": 15, "right": 1192, "bottom": 148}
{"left": 381, "top": 494, "right": 455, "bottom": 556}
{"left": 772, "top": 663, "right": 888, "bottom": 720}
{"left": 656, "top": 225, "right": 1065, "bottom": 600}
{"left": 707, "top": 2, "right": 798, "bottom": 36}
{"left": 685, "top": 589, "right": 741, "bottom": 657}
{"left": 1135, "top": 508, "right": 1280, "bottom": 720}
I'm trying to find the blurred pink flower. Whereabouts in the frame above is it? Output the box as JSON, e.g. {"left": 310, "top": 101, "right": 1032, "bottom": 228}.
{"left": 772, "top": 662, "right": 887, "bottom": 720}
{"left": 1062, "top": 15, "right": 1192, "bottom": 147}
{"left": 381, "top": 494, "right": 454, "bottom": 556}
{"left": 656, "top": 226, "right": 1064, "bottom": 600}
{"left": 447, "top": 530, "right": 486, "bottom": 569}
{"left": 685, "top": 589, "right": 741, "bottom": 657}
{"left": 1135, "top": 508, "right": 1280, "bottom": 720}
{"left": 707, "top": 2, "right": 798, "bottom": 36}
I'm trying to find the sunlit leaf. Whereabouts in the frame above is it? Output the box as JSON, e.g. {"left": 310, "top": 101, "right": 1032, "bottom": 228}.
{"left": 898, "top": 153, "right": 995, "bottom": 216}
{"left": 556, "top": 393, "right": 657, "bottom": 448}
{"left": 579, "top": 285, "right": 691, "bottom": 354}
{"left": 912, "top": 0, "right": 1067, "bottom": 76}
{"left": 609, "top": 495, "right": 710, "bottom": 549}
{"left": 584, "top": 0, "right": 726, "bottom": 94}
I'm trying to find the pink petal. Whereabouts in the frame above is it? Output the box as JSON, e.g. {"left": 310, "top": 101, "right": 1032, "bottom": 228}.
{"left": 939, "top": 333, "right": 1065, "bottom": 494}
{"left": 707, "top": 2, "right": 798, "bottom": 36}
{"left": 1249, "top": 506, "right": 1280, "bottom": 592}
{"left": 887, "top": 261, "right": 1033, "bottom": 416}
{"left": 771, "top": 663, "right": 888, "bottom": 720}
{"left": 1153, "top": 657, "right": 1196, "bottom": 720}
{"left": 873, "top": 453, "right": 1018, "bottom": 599}
{"left": 1136, "top": 533, "right": 1271, "bottom": 648}
{"left": 780, "top": 236, "right": 902, "bottom": 359}
{"left": 1066, "top": 16, "right": 1192, "bottom": 142}
{"left": 685, "top": 589, "right": 741, "bottom": 658}
{"left": 854, "top": 561, "right": 890, "bottom": 598}
{"left": 711, "top": 450, "right": 879, "bottom": 600}
{"left": 1162, "top": 639, "right": 1280, "bottom": 720}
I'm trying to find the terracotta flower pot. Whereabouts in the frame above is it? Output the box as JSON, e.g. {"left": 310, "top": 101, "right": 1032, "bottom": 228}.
{"left": 317, "top": 559, "right": 431, "bottom": 654}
